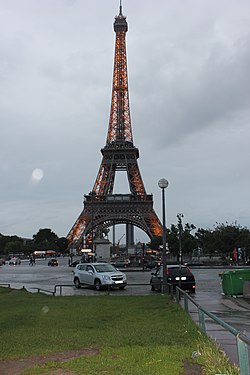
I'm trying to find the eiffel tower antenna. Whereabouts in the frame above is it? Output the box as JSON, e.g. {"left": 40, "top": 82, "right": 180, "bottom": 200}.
{"left": 119, "top": 0, "right": 123, "bottom": 16}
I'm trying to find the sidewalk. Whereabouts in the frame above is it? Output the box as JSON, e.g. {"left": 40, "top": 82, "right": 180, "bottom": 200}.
{"left": 221, "top": 295, "right": 250, "bottom": 311}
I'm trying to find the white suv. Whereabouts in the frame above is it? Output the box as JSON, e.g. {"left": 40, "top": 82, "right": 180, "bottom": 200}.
{"left": 73, "top": 262, "right": 127, "bottom": 291}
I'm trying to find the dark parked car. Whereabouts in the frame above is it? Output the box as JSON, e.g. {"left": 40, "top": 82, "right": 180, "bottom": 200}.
{"left": 48, "top": 258, "right": 58, "bottom": 266}
{"left": 150, "top": 265, "right": 196, "bottom": 293}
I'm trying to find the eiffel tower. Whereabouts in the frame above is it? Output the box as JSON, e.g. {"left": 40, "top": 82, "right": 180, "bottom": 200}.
{"left": 67, "top": 3, "right": 162, "bottom": 248}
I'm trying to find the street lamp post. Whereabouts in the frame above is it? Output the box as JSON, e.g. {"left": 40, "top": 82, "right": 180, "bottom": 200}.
{"left": 177, "top": 213, "right": 184, "bottom": 288}
{"left": 158, "top": 178, "right": 169, "bottom": 293}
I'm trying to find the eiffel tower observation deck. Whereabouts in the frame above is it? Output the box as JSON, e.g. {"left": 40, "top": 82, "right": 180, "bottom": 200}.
{"left": 67, "top": 3, "right": 162, "bottom": 248}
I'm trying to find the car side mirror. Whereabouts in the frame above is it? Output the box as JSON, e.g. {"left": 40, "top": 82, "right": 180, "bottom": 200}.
{"left": 151, "top": 272, "right": 155, "bottom": 276}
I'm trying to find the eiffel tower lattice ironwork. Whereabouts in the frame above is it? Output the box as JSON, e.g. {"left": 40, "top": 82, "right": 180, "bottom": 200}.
{"left": 67, "top": 4, "right": 162, "bottom": 247}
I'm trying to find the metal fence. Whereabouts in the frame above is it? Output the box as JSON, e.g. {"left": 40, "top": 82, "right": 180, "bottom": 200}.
{"left": 174, "top": 286, "right": 250, "bottom": 375}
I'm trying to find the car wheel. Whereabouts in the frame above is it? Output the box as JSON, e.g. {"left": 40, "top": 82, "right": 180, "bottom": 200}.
{"left": 151, "top": 284, "right": 156, "bottom": 291}
{"left": 95, "top": 279, "right": 102, "bottom": 291}
{"left": 74, "top": 277, "right": 81, "bottom": 289}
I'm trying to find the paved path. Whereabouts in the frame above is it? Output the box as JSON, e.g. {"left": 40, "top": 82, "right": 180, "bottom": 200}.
{"left": 186, "top": 268, "right": 250, "bottom": 366}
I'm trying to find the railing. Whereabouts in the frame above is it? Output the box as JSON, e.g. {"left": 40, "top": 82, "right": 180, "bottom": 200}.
{"left": 0, "top": 283, "right": 58, "bottom": 296}
{"left": 0, "top": 283, "right": 11, "bottom": 288}
{"left": 30, "top": 287, "right": 56, "bottom": 296}
{"left": 54, "top": 283, "right": 154, "bottom": 297}
{"left": 54, "top": 284, "right": 75, "bottom": 296}
{"left": 0, "top": 283, "right": 153, "bottom": 297}
{"left": 84, "top": 193, "right": 153, "bottom": 203}
{"left": 175, "top": 286, "right": 250, "bottom": 375}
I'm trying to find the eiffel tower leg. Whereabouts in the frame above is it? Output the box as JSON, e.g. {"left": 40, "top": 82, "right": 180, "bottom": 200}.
{"left": 93, "top": 162, "right": 115, "bottom": 195}
{"left": 127, "top": 162, "right": 146, "bottom": 196}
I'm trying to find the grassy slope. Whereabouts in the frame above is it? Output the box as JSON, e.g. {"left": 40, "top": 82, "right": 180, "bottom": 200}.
{"left": 0, "top": 287, "right": 240, "bottom": 374}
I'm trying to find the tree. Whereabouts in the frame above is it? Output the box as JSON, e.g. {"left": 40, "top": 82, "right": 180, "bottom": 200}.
{"left": 167, "top": 223, "right": 197, "bottom": 257}
{"left": 148, "top": 222, "right": 198, "bottom": 257}
{"left": 195, "top": 228, "right": 214, "bottom": 256}
{"left": 0, "top": 235, "right": 23, "bottom": 256}
{"left": 167, "top": 224, "right": 179, "bottom": 256}
{"left": 33, "top": 229, "right": 58, "bottom": 245}
{"left": 194, "top": 222, "right": 250, "bottom": 261}
{"left": 56, "top": 237, "right": 68, "bottom": 254}
{"left": 4, "top": 240, "right": 23, "bottom": 255}
{"left": 0, "top": 234, "right": 9, "bottom": 255}
{"left": 211, "top": 222, "right": 250, "bottom": 260}
{"left": 181, "top": 223, "right": 197, "bottom": 256}
{"left": 31, "top": 228, "right": 60, "bottom": 253}
{"left": 148, "top": 236, "right": 162, "bottom": 250}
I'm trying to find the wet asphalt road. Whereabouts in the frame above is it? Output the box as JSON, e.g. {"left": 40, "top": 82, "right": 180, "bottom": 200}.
{"left": 1, "top": 258, "right": 250, "bottom": 366}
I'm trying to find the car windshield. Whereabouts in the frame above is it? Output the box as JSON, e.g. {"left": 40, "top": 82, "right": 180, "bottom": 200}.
{"left": 94, "top": 264, "right": 117, "bottom": 273}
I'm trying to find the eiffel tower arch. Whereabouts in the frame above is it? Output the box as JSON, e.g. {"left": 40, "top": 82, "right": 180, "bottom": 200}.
{"left": 67, "top": 4, "right": 162, "bottom": 248}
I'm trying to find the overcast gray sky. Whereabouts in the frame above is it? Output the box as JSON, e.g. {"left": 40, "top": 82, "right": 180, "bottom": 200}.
{"left": 1, "top": 0, "right": 250, "bottom": 243}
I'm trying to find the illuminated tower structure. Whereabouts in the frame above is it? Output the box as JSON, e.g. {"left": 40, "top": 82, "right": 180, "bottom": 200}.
{"left": 67, "top": 4, "right": 162, "bottom": 248}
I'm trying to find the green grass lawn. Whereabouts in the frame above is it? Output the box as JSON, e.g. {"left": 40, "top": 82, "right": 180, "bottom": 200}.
{"left": 0, "top": 287, "right": 240, "bottom": 374}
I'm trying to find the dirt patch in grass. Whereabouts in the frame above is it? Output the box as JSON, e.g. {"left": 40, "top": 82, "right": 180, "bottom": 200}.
{"left": 0, "top": 350, "right": 203, "bottom": 375}
{"left": 181, "top": 360, "right": 203, "bottom": 375}
{"left": 0, "top": 348, "right": 100, "bottom": 375}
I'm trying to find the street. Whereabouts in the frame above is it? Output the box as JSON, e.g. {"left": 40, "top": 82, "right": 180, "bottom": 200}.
{"left": 1, "top": 259, "right": 250, "bottom": 366}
